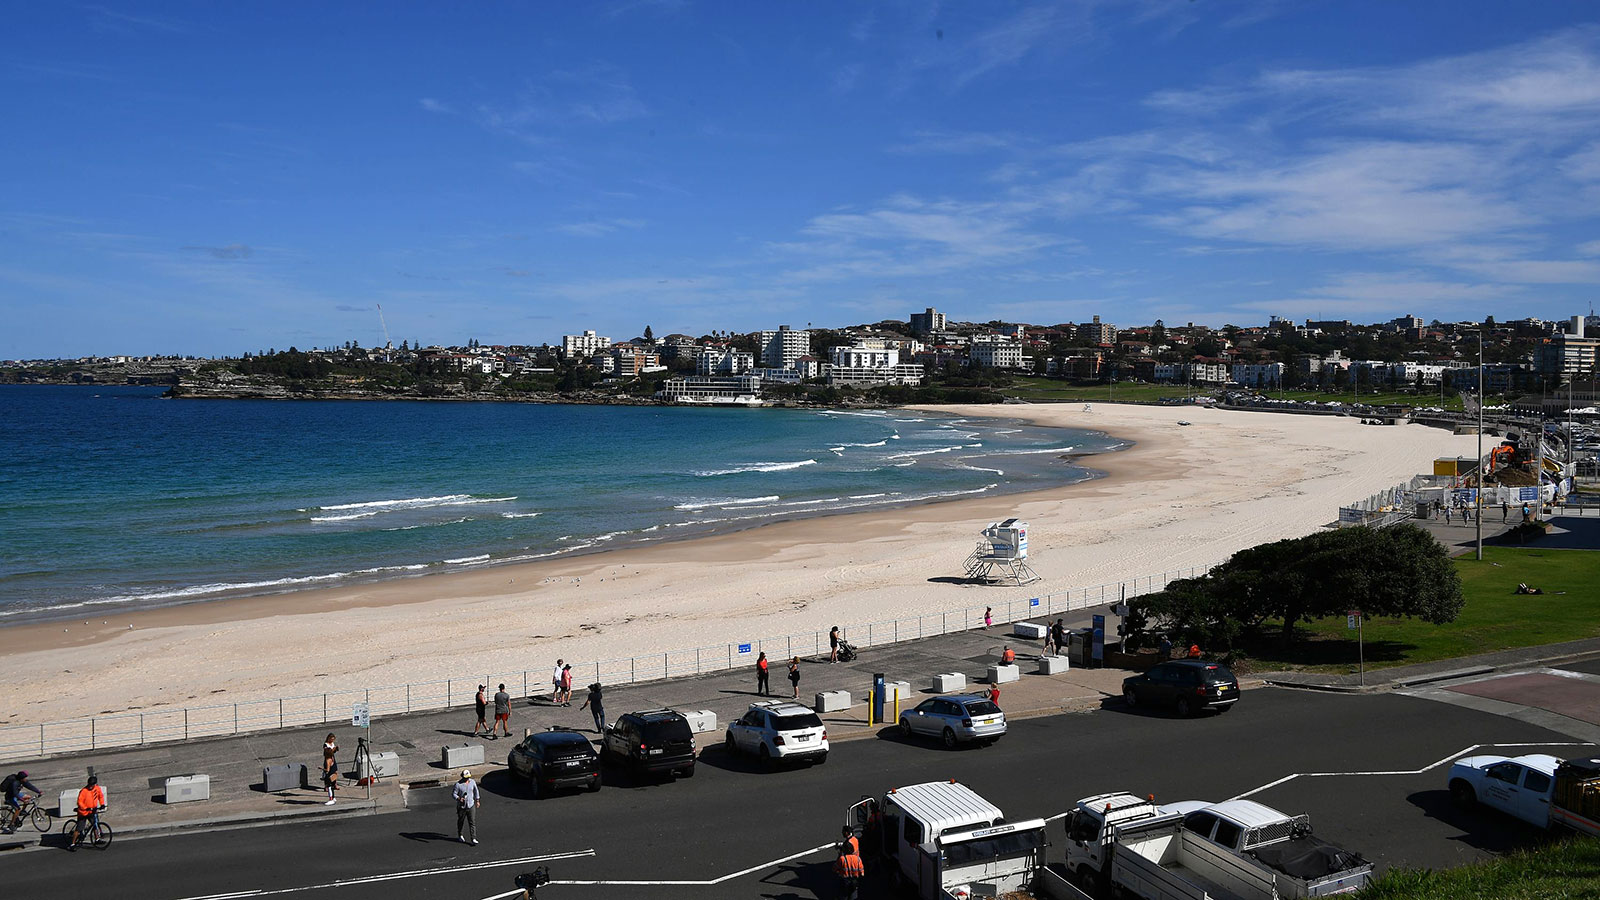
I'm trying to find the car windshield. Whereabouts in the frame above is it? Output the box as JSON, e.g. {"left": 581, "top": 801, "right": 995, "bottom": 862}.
{"left": 962, "top": 700, "right": 1001, "bottom": 716}
{"left": 1202, "top": 665, "right": 1237, "bottom": 683}
{"left": 642, "top": 719, "right": 693, "bottom": 742}
{"left": 545, "top": 739, "right": 592, "bottom": 760}
{"left": 772, "top": 712, "right": 823, "bottom": 731}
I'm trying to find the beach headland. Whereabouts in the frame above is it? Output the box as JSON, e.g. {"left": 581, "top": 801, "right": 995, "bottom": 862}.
{"left": 0, "top": 403, "right": 1479, "bottom": 726}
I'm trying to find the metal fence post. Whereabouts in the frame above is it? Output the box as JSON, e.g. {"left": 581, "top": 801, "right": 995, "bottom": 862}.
{"left": 663, "top": 653, "right": 668, "bottom": 679}
{"left": 140, "top": 714, "right": 145, "bottom": 746}
{"left": 323, "top": 694, "right": 328, "bottom": 723}
{"left": 279, "top": 699, "right": 284, "bottom": 729}
{"left": 39, "top": 725, "right": 44, "bottom": 757}
{"left": 406, "top": 684, "right": 411, "bottom": 714}
{"left": 234, "top": 704, "right": 238, "bottom": 734}
{"left": 91, "top": 718, "right": 96, "bottom": 750}
{"left": 695, "top": 647, "right": 701, "bottom": 674}
{"left": 631, "top": 658, "right": 636, "bottom": 683}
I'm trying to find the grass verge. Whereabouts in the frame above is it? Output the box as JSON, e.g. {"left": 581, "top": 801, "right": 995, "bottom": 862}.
{"left": 1241, "top": 546, "right": 1600, "bottom": 673}
{"left": 1357, "top": 835, "right": 1600, "bottom": 900}
{"left": 1002, "top": 377, "right": 1202, "bottom": 403}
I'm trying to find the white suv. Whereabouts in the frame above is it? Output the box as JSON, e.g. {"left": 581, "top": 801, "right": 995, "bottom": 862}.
{"left": 724, "top": 700, "right": 829, "bottom": 768}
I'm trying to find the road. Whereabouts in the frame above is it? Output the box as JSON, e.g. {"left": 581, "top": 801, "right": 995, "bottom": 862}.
{"left": 4, "top": 682, "right": 1585, "bottom": 900}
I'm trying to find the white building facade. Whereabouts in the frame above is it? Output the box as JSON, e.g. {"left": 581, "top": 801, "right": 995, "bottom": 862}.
{"left": 758, "top": 326, "right": 811, "bottom": 370}
{"left": 561, "top": 330, "right": 610, "bottom": 359}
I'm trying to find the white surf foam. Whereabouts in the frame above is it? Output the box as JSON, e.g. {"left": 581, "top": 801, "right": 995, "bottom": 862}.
{"left": 694, "top": 460, "right": 817, "bottom": 476}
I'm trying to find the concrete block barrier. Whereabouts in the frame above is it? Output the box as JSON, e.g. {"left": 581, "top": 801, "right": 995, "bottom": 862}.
{"left": 1013, "top": 622, "right": 1048, "bottom": 640}
{"left": 441, "top": 743, "right": 485, "bottom": 769}
{"left": 814, "top": 690, "right": 853, "bottom": 713}
{"left": 262, "top": 764, "right": 298, "bottom": 792}
{"left": 932, "top": 673, "right": 967, "bottom": 692}
{"left": 359, "top": 751, "right": 400, "bottom": 780}
{"left": 988, "top": 664, "right": 1021, "bottom": 684}
{"left": 164, "top": 774, "right": 210, "bottom": 804}
{"left": 1037, "top": 656, "right": 1070, "bottom": 675}
{"left": 678, "top": 709, "right": 718, "bottom": 733}
{"left": 887, "top": 680, "right": 911, "bottom": 701}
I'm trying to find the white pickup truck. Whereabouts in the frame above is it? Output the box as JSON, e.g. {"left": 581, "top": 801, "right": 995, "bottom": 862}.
{"left": 1061, "top": 792, "right": 1372, "bottom": 899}
{"left": 1448, "top": 753, "right": 1600, "bottom": 835}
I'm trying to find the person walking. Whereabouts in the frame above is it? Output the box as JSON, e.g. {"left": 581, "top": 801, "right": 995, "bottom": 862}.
{"left": 1052, "top": 619, "right": 1067, "bottom": 659}
{"left": 788, "top": 657, "right": 801, "bottom": 699}
{"left": 321, "top": 733, "right": 339, "bottom": 805}
{"left": 491, "top": 684, "right": 512, "bottom": 739}
{"left": 983, "top": 607, "right": 993, "bottom": 630}
{"left": 551, "top": 659, "right": 565, "bottom": 703}
{"left": 580, "top": 682, "right": 606, "bottom": 733}
{"left": 833, "top": 844, "right": 865, "bottom": 900}
{"left": 988, "top": 684, "right": 1001, "bottom": 707}
{"left": 829, "top": 626, "right": 842, "bottom": 663}
{"left": 1502, "top": 501, "right": 1510, "bottom": 523}
{"left": 559, "top": 664, "right": 574, "bottom": 706}
{"left": 453, "top": 769, "right": 480, "bottom": 845}
{"left": 756, "top": 652, "right": 770, "bottom": 696}
{"left": 1445, "top": 505, "right": 1452, "bottom": 524}
{"left": 1042, "top": 627, "right": 1056, "bottom": 657}
{"left": 473, "top": 685, "right": 489, "bottom": 737}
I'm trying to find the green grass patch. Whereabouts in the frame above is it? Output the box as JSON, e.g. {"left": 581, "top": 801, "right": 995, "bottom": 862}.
{"left": 1243, "top": 546, "right": 1600, "bottom": 673}
{"left": 1002, "top": 377, "right": 1202, "bottom": 403}
{"left": 1262, "top": 388, "right": 1509, "bottom": 410}
{"left": 1357, "top": 835, "right": 1600, "bottom": 900}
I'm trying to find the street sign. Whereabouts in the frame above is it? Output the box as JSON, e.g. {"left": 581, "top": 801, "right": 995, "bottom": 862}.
{"left": 1029, "top": 598, "right": 1040, "bottom": 607}
{"left": 737, "top": 643, "right": 752, "bottom": 655}
{"left": 351, "top": 702, "right": 370, "bottom": 728}
{"left": 1347, "top": 615, "right": 1359, "bottom": 630}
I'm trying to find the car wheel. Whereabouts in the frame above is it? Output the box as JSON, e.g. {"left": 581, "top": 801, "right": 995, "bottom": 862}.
{"left": 1450, "top": 780, "right": 1477, "bottom": 810}
{"left": 1175, "top": 696, "right": 1194, "bottom": 718}
{"left": 533, "top": 775, "right": 549, "bottom": 799}
{"left": 1215, "top": 702, "right": 1233, "bottom": 714}
{"left": 680, "top": 764, "right": 695, "bottom": 778}
{"left": 942, "top": 728, "right": 958, "bottom": 749}
{"left": 587, "top": 775, "right": 601, "bottom": 793}
{"left": 759, "top": 745, "right": 774, "bottom": 770}
{"left": 899, "top": 717, "right": 913, "bottom": 738}
{"left": 724, "top": 733, "right": 737, "bottom": 756}
{"left": 1123, "top": 686, "right": 1138, "bottom": 708}
{"left": 815, "top": 752, "right": 827, "bottom": 765}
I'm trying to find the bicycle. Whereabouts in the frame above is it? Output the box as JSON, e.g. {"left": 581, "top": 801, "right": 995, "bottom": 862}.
{"left": 61, "top": 808, "right": 112, "bottom": 850}
{"left": 3, "top": 795, "right": 52, "bottom": 833}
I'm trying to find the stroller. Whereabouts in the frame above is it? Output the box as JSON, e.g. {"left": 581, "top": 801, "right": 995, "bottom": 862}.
{"left": 836, "top": 639, "right": 859, "bottom": 662}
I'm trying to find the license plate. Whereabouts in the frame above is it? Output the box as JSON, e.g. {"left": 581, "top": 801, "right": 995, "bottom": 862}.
{"left": 796, "top": 735, "right": 811, "bottom": 742}
{"left": 981, "top": 718, "right": 997, "bottom": 726}
{"left": 648, "top": 749, "right": 662, "bottom": 755}
{"left": 565, "top": 760, "right": 582, "bottom": 767}
{"left": 1219, "top": 685, "right": 1232, "bottom": 691}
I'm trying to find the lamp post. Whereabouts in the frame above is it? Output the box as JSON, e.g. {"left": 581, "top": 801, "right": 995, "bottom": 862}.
{"left": 1476, "top": 330, "right": 1484, "bottom": 561}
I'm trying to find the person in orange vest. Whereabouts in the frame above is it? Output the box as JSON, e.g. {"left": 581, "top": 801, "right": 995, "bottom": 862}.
{"left": 1187, "top": 643, "right": 1202, "bottom": 659}
{"left": 756, "top": 652, "right": 770, "bottom": 696}
{"left": 840, "top": 825, "right": 859, "bottom": 857}
{"left": 70, "top": 775, "right": 106, "bottom": 851}
{"left": 833, "top": 843, "right": 866, "bottom": 899}
{"left": 1001, "top": 646, "right": 1016, "bottom": 665}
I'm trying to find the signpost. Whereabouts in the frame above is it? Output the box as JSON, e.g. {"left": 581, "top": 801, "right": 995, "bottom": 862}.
{"left": 1347, "top": 610, "right": 1364, "bottom": 687}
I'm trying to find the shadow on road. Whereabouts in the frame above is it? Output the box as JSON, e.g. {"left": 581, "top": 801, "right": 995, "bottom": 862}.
{"left": 399, "top": 830, "right": 457, "bottom": 843}
{"left": 755, "top": 858, "right": 842, "bottom": 899}
{"left": 695, "top": 743, "right": 827, "bottom": 775}
{"left": 1405, "top": 789, "right": 1550, "bottom": 854}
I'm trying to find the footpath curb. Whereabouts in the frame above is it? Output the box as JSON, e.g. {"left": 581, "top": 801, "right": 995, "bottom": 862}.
{"left": 1258, "top": 642, "right": 1600, "bottom": 693}
{"left": 0, "top": 799, "right": 386, "bottom": 854}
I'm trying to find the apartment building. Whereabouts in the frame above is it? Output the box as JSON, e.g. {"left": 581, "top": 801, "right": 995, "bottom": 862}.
{"left": 758, "top": 325, "right": 811, "bottom": 370}
{"left": 561, "top": 330, "right": 610, "bottom": 359}
{"left": 1076, "top": 315, "right": 1116, "bottom": 345}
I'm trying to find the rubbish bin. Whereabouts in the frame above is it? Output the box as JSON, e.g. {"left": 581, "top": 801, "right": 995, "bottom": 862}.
{"left": 872, "top": 673, "right": 886, "bottom": 724}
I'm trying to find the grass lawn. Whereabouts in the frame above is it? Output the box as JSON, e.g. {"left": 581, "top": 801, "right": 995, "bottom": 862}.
{"left": 1358, "top": 836, "right": 1600, "bottom": 900}
{"left": 1002, "top": 377, "right": 1203, "bottom": 403}
{"left": 1263, "top": 388, "right": 1513, "bottom": 410}
{"left": 1241, "top": 545, "right": 1600, "bottom": 673}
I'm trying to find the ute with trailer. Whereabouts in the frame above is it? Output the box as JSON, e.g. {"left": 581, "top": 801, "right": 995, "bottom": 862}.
{"left": 1061, "top": 792, "right": 1371, "bottom": 899}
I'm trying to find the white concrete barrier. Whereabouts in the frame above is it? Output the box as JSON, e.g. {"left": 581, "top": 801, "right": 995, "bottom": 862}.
{"left": 887, "top": 680, "right": 911, "bottom": 701}
{"left": 988, "top": 664, "right": 1021, "bottom": 684}
{"left": 441, "top": 743, "right": 485, "bottom": 768}
{"left": 932, "top": 673, "right": 967, "bottom": 692}
{"left": 1037, "top": 656, "right": 1070, "bottom": 675}
{"left": 815, "top": 690, "right": 853, "bottom": 713}
{"left": 1013, "top": 622, "right": 1048, "bottom": 640}
{"left": 678, "top": 709, "right": 718, "bottom": 734}
{"left": 164, "top": 774, "right": 210, "bottom": 804}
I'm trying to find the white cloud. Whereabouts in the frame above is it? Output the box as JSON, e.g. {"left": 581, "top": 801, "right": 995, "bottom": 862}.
{"left": 1576, "top": 239, "right": 1600, "bottom": 257}
{"left": 418, "top": 98, "right": 452, "bottom": 114}
{"left": 552, "top": 218, "right": 646, "bottom": 238}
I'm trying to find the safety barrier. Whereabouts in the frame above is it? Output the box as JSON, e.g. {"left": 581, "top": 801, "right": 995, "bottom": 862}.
{"left": 0, "top": 564, "right": 1218, "bottom": 762}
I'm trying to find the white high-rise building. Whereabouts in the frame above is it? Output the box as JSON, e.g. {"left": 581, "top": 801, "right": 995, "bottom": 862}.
{"left": 758, "top": 325, "right": 811, "bottom": 370}
{"left": 561, "top": 330, "right": 610, "bottom": 359}
{"left": 969, "top": 338, "right": 1023, "bottom": 369}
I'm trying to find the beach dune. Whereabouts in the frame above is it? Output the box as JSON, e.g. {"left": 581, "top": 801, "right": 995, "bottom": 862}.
{"left": 0, "top": 404, "right": 1476, "bottom": 726}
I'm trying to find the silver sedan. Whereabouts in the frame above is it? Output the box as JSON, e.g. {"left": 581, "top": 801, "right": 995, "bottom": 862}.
{"left": 899, "top": 695, "right": 1006, "bottom": 748}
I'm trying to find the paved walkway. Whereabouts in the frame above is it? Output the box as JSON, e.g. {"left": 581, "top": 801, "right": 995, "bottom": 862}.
{"left": 0, "top": 615, "right": 1138, "bottom": 849}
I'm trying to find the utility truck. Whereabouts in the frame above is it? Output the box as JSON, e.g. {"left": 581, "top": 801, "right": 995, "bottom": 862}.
{"left": 1449, "top": 753, "right": 1600, "bottom": 835}
{"left": 847, "top": 780, "right": 1054, "bottom": 900}
{"left": 1062, "top": 792, "right": 1372, "bottom": 899}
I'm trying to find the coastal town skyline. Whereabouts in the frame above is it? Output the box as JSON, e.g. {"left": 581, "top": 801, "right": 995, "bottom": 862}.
{"left": 6, "top": 4, "right": 1600, "bottom": 359}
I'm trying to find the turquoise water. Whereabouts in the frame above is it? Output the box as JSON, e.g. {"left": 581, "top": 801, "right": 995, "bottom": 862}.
{"left": 0, "top": 386, "right": 1118, "bottom": 620}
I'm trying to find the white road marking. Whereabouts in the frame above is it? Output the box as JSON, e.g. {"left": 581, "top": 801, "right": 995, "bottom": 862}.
{"left": 170, "top": 849, "right": 594, "bottom": 900}
{"left": 549, "top": 842, "right": 835, "bottom": 886}
{"left": 1227, "top": 742, "right": 1597, "bottom": 801}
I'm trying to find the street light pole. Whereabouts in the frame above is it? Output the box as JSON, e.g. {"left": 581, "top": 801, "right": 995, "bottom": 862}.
{"left": 1476, "top": 330, "right": 1484, "bottom": 561}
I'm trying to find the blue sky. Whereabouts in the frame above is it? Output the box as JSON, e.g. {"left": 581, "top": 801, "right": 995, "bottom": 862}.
{"left": 4, "top": 2, "right": 1600, "bottom": 358}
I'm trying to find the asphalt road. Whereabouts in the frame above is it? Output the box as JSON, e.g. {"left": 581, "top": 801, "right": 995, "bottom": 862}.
{"left": 0, "top": 684, "right": 1580, "bottom": 900}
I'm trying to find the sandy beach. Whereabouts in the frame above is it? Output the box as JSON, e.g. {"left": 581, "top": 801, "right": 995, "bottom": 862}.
{"left": 1, "top": 404, "right": 1476, "bottom": 725}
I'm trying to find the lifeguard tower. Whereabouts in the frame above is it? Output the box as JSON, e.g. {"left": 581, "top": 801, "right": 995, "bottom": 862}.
{"left": 962, "top": 518, "right": 1041, "bottom": 585}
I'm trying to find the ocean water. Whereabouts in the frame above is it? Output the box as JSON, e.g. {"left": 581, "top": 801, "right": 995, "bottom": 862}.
{"left": 0, "top": 386, "right": 1119, "bottom": 620}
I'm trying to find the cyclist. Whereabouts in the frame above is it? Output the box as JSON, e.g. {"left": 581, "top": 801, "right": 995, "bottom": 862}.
{"left": 69, "top": 775, "right": 105, "bottom": 850}
{"left": 1, "top": 770, "right": 40, "bottom": 833}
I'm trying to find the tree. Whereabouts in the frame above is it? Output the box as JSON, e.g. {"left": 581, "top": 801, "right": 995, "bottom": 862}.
{"left": 643, "top": 325, "right": 654, "bottom": 343}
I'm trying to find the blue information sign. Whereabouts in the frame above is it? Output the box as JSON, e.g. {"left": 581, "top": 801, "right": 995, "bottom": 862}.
{"left": 737, "top": 643, "right": 752, "bottom": 655}
{"left": 1091, "top": 614, "right": 1105, "bottom": 662}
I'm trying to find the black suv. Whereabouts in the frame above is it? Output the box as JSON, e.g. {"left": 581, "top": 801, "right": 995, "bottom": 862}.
{"left": 601, "top": 709, "right": 697, "bottom": 779}
{"left": 506, "top": 727, "right": 601, "bottom": 797}
{"left": 1122, "top": 660, "right": 1239, "bottom": 717}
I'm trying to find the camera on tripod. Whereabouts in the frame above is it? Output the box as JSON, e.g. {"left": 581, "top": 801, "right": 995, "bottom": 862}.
{"left": 514, "top": 866, "right": 551, "bottom": 896}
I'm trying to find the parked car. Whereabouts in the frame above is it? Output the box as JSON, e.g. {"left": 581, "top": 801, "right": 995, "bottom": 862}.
{"left": 898, "top": 695, "right": 1006, "bottom": 748}
{"left": 1122, "top": 660, "right": 1240, "bottom": 716}
{"left": 1448, "top": 753, "right": 1562, "bottom": 828}
{"left": 724, "top": 700, "right": 828, "bottom": 768}
{"left": 601, "top": 709, "right": 697, "bottom": 779}
{"left": 506, "top": 727, "right": 601, "bottom": 797}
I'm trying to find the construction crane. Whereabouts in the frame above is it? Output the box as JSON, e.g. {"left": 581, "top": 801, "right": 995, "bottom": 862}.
{"left": 376, "top": 304, "right": 392, "bottom": 350}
